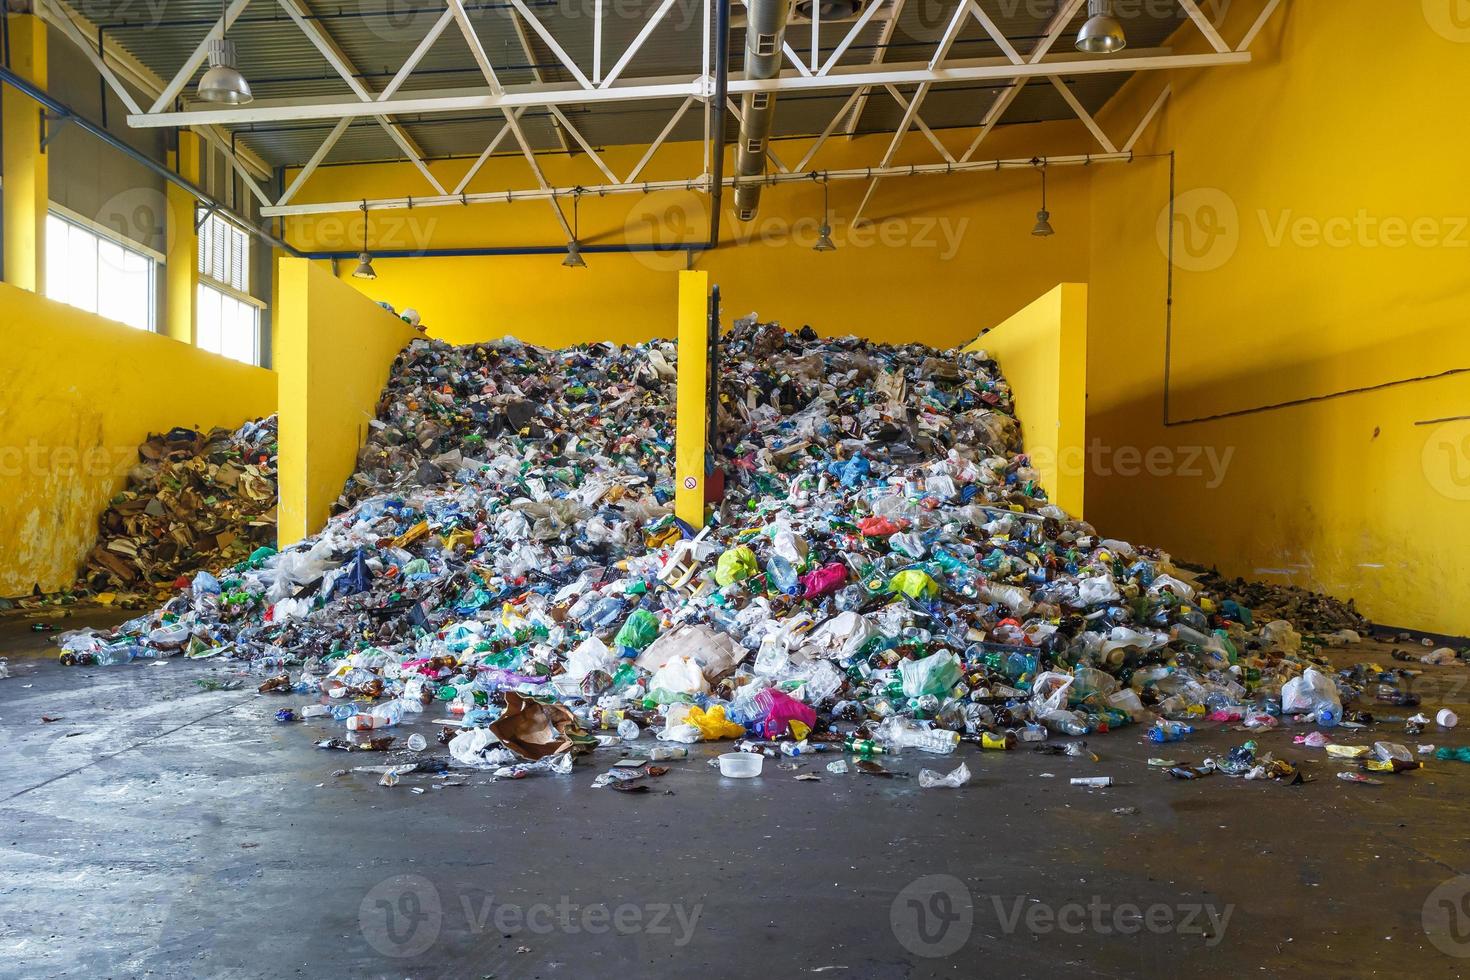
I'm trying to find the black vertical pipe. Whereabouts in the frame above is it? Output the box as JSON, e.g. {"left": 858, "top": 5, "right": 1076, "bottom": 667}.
{"left": 707, "top": 0, "right": 730, "bottom": 250}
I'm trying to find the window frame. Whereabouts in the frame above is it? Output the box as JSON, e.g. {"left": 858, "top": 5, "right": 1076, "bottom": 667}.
{"left": 45, "top": 204, "right": 161, "bottom": 332}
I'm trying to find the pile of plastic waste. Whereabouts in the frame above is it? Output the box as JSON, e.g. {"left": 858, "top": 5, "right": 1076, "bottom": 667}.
{"left": 56, "top": 319, "right": 1379, "bottom": 777}
{"left": 1189, "top": 567, "right": 1372, "bottom": 636}
{"left": 78, "top": 417, "right": 277, "bottom": 593}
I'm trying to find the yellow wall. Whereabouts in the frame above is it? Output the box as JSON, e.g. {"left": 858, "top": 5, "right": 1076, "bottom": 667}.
{"left": 0, "top": 283, "right": 276, "bottom": 596}
{"left": 965, "top": 283, "right": 1088, "bottom": 518}
{"left": 275, "top": 258, "right": 419, "bottom": 544}
{"left": 283, "top": 119, "right": 1095, "bottom": 351}
{"left": 1085, "top": 0, "right": 1470, "bottom": 636}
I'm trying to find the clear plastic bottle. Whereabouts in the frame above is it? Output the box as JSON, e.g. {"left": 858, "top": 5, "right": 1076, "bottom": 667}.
{"left": 347, "top": 701, "right": 403, "bottom": 731}
{"left": 888, "top": 724, "right": 960, "bottom": 755}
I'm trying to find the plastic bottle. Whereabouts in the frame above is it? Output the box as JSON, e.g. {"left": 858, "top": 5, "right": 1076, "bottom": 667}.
{"left": 766, "top": 555, "right": 800, "bottom": 596}
{"left": 347, "top": 701, "right": 404, "bottom": 731}
{"left": 649, "top": 745, "right": 688, "bottom": 761}
{"left": 1041, "top": 709, "right": 1090, "bottom": 737}
{"left": 300, "top": 704, "right": 331, "bottom": 719}
{"left": 890, "top": 727, "right": 961, "bottom": 755}
{"left": 1148, "top": 720, "right": 1194, "bottom": 743}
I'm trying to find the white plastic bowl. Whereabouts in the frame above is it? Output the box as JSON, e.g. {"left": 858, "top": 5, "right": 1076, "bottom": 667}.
{"left": 718, "top": 752, "right": 764, "bottom": 778}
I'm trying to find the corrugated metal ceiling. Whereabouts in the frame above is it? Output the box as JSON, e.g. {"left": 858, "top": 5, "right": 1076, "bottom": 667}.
{"left": 92, "top": 0, "right": 1187, "bottom": 168}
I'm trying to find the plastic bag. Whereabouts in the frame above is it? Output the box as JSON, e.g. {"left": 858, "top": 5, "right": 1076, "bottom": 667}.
{"left": 889, "top": 569, "right": 940, "bottom": 600}
{"left": 715, "top": 546, "right": 758, "bottom": 587}
{"left": 900, "top": 651, "right": 962, "bottom": 698}
{"left": 752, "top": 688, "right": 817, "bottom": 739}
{"left": 918, "top": 762, "right": 971, "bottom": 789}
{"left": 649, "top": 656, "right": 710, "bottom": 698}
{"left": 1280, "top": 667, "right": 1341, "bottom": 725}
{"left": 686, "top": 704, "right": 745, "bottom": 740}
{"left": 614, "top": 609, "right": 661, "bottom": 653}
{"left": 800, "top": 562, "right": 847, "bottom": 598}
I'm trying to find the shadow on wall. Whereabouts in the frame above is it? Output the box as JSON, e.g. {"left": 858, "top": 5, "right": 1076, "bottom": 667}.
{"left": 1082, "top": 364, "right": 1470, "bottom": 638}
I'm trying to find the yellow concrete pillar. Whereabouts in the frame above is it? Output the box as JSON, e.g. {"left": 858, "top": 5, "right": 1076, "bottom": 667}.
{"left": 2, "top": 14, "right": 47, "bottom": 292}
{"left": 164, "top": 131, "right": 202, "bottom": 343}
{"left": 674, "top": 269, "right": 710, "bottom": 528}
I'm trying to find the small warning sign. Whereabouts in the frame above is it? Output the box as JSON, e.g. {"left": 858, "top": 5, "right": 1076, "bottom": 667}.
{"left": 683, "top": 476, "right": 698, "bottom": 490}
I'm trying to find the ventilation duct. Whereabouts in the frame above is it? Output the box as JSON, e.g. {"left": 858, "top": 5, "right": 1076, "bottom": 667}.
{"left": 733, "top": 0, "right": 794, "bottom": 220}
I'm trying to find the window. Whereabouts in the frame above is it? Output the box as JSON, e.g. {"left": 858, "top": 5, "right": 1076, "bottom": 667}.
{"left": 45, "top": 211, "right": 155, "bottom": 330}
{"left": 196, "top": 211, "right": 262, "bottom": 365}
{"left": 199, "top": 211, "right": 250, "bottom": 292}
{"left": 196, "top": 284, "right": 260, "bottom": 365}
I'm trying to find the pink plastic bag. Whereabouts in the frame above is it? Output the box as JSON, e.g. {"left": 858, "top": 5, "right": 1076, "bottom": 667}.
{"left": 800, "top": 562, "right": 847, "bottom": 598}
{"left": 753, "top": 688, "right": 817, "bottom": 739}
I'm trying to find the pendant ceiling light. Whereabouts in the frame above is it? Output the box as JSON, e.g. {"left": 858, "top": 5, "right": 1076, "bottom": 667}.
{"left": 1032, "top": 164, "right": 1055, "bottom": 238}
{"left": 353, "top": 202, "right": 377, "bottom": 279}
{"left": 1076, "top": 0, "right": 1127, "bottom": 54}
{"left": 814, "top": 176, "right": 836, "bottom": 252}
{"left": 562, "top": 191, "right": 587, "bottom": 268}
{"left": 198, "top": 0, "right": 253, "bottom": 104}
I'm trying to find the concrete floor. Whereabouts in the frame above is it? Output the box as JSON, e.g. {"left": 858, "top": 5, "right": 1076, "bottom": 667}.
{"left": 2, "top": 609, "right": 1469, "bottom": 978}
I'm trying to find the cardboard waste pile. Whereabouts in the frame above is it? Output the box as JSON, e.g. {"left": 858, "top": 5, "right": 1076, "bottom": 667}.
{"left": 58, "top": 319, "right": 1426, "bottom": 785}
{"left": 79, "top": 417, "right": 278, "bottom": 593}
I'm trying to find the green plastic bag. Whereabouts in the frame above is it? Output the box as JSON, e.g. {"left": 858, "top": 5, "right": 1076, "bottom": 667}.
{"left": 715, "top": 546, "right": 758, "bottom": 587}
{"left": 900, "top": 651, "right": 963, "bottom": 698}
{"left": 889, "top": 569, "right": 940, "bottom": 600}
{"left": 614, "top": 608, "right": 661, "bottom": 652}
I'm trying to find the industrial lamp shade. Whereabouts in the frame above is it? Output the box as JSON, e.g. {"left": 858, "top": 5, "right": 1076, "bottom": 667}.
{"left": 1075, "top": 0, "right": 1127, "bottom": 54}
{"left": 562, "top": 240, "right": 587, "bottom": 268}
{"left": 813, "top": 223, "right": 837, "bottom": 252}
{"left": 198, "top": 39, "right": 253, "bottom": 104}
{"left": 352, "top": 252, "right": 377, "bottom": 279}
{"left": 1032, "top": 210, "right": 1055, "bottom": 237}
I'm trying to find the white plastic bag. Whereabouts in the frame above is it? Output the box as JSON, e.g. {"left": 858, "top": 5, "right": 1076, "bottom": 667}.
{"left": 648, "top": 655, "right": 710, "bottom": 697}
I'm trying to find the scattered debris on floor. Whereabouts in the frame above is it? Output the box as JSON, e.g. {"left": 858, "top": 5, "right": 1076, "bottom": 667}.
{"left": 49, "top": 320, "right": 1470, "bottom": 795}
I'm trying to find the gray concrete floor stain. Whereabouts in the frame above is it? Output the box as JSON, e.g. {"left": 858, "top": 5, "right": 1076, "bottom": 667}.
{"left": 2, "top": 609, "right": 1469, "bottom": 978}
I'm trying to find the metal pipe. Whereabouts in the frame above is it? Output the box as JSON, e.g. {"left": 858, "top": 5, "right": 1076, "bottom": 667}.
{"left": 261, "top": 153, "right": 1134, "bottom": 217}
{"left": 302, "top": 242, "right": 712, "bottom": 260}
{"left": 0, "top": 64, "right": 302, "bottom": 255}
{"left": 707, "top": 0, "right": 730, "bottom": 249}
{"left": 733, "top": 0, "right": 793, "bottom": 219}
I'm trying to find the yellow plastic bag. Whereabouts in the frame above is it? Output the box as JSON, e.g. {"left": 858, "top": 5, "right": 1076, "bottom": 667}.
{"left": 889, "top": 569, "right": 940, "bottom": 600}
{"left": 686, "top": 704, "right": 745, "bottom": 740}
{"left": 715, "top": 546, "right": 758, "bottom": 587}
